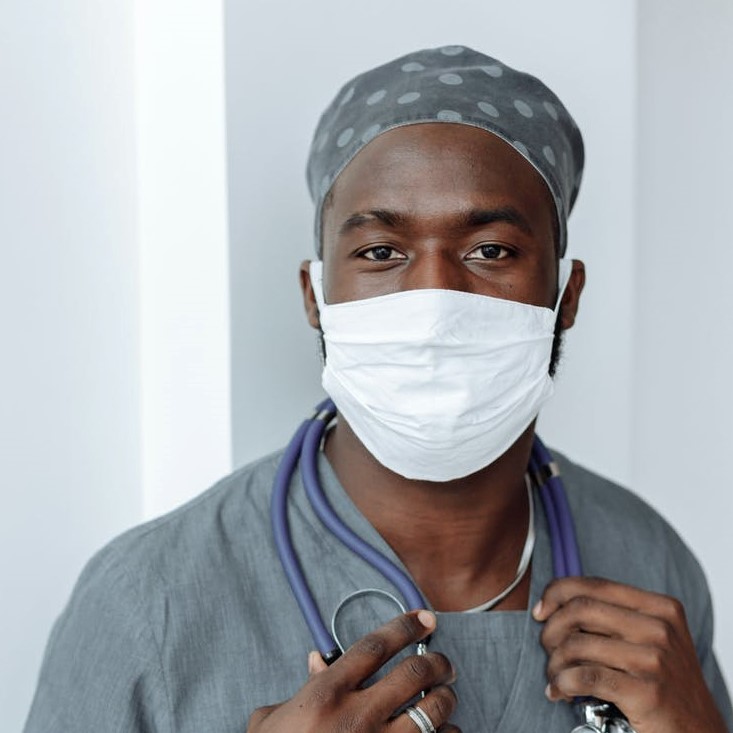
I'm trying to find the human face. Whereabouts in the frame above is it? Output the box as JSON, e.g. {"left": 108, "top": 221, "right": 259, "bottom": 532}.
{"left": 301, "top": 123, "right": 584, "bottom": 331}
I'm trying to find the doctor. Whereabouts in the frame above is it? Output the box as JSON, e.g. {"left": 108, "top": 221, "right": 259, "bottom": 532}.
{"left": 253, "top": 46, "right": 731, "bottom": 733}
{"left": 24, "top": 46, "right": 732, "bottom": 733}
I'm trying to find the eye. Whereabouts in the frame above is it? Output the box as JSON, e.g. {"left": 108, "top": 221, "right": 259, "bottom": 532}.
{"left": 360, "top": 245, "right": 406, "bottom": 261}
{"left": 466, "top": 243, "right": 511, "bottom": 261}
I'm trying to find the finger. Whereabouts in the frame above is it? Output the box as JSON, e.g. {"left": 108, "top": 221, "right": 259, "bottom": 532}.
{"left": 534, "top": 577, "right": 686, "bottom": 623}
{"left": 308, "top": 650, "right": 329, "bottom": 676}
{"left": 389, "top": 688, "right": 458, "bottom": 733}
{"left": 547, "top": 663, "right": 646, "bottom": 707}
{"left": 246, "top": 703, "right": 278, "bottom": 729}
{"left": 330, "top": 610, "right": 436, "bottom": 690}
{"left": 369, "top": 652, "right": 456, "bottom": 719}
{"left": 546, "top": 632, "right": 662, "bottom": 681}
{"left": 539, "top": 594, "right": 670, "bottom": 650}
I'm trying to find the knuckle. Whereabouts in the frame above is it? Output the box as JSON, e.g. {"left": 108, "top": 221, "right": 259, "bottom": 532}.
{"left": 664, "top": 596, "right": 686, "bottom": 623}
{"left": 306, "top": 680, "right": 339, "bottom": 710}
{"left": 568, "top": 594, "right": 595, "bottom": 614}
{"left": 585, "top": 576, "right": 608, "bottom": 590}
{"left": 550, "top": 634, "right": 580, "bottom": 668}
{"left": 539, "top": 623, "right": 563, "bottom": 653}
{"left": 246, "top": 706, "right": 273, "bottom": 730}
{"left": 578, "top": 665, "right": 603, "bottom": 691}
{"left": 643, "top": 646, "right": 666, "bottom": 675}
{"left": 650, "top": 618, "right": 674, "bottom": 647}
{"left": 429, "top": 685, "right": 458, "bottom": 721}
{"left": 432, "top": 652, "right": 456, "bottom": 681}
{"left": 406, "top": 654, "right": 433, "bottom": 682}
{"left": 353, "top": 633, "right": 389, "bottom": 662}
{"left": 544, "top": 577, "right": 563, "bottom": 597}
{"left": 564, "top": 631, "right": 586, "bottom": 653}
{"left": 393, "top": 613, "right": 419, "bottom": 640}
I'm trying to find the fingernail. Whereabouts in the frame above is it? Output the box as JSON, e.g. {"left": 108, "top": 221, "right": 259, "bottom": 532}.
{"left": 544, "top": 683, "right": 552, "bottom": 700}
{"left": 417, "top": 609, "right": 436, "bottom": 629}
{"left": 307, "top": 651, "right": 318, "bottom": 674}
{"left": 532, "top": 600, "right": 543, "bottom": 619}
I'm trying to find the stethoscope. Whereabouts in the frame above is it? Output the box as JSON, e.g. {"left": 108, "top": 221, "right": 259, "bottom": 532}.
{"left": 271, "top": 399, "right": 636, "bottom": 733}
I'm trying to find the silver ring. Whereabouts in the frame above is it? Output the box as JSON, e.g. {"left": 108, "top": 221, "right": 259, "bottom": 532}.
{"left": 404, "top": 705, "right": 437, "bottom": 733}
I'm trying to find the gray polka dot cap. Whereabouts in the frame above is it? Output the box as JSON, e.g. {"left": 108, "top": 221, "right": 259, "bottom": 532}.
{"left": 306, "top": 45, "right": 584, "bottom": 255}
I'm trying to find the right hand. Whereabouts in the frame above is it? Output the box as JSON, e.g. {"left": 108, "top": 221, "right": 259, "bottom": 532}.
{"left": 247, "top": 610, "right": 460, "bottom": 733}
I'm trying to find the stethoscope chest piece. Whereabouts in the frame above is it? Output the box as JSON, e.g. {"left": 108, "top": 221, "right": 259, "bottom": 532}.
{"left": 572, "top": 701, "right": 637, "bottom": 733}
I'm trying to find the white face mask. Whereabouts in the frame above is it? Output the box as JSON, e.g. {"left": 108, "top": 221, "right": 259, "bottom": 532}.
{"left": 310, "top": 260, "right": 571, "bottom": 482}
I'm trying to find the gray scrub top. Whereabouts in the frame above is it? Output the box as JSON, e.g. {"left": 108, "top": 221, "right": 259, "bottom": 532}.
{"left": 24, "top": 449, "right": 733, "bottom": 732}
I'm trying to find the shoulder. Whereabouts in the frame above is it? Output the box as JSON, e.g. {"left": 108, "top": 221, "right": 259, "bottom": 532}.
{"left": 550, "top": 449, "right": 712, "bottom": 640}
{"left": 25, "top": 451, "right": 291, "bottom": 730}
{"left": 78, "top": 448, "right": 285, "bottom": 601}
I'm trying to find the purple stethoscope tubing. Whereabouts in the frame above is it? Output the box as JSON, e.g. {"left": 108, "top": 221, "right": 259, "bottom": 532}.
{"left": 271, "top": 399, "right": 584, "bottom": 663}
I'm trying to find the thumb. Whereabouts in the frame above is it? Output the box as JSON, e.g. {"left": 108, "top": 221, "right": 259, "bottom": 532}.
{"left": 307, "top": 650, "right": 329, "bottom": 676}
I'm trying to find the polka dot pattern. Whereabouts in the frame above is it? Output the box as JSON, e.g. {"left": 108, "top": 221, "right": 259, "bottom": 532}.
{"left": 477, "top": 101, "right": 499, "bottom": 118}
{"left": 513, "top": 100, "right": 533, "bottom": 118}
{"left": 361, "top": 124, "right": 381, "bottom": 143}
{"left": 336, "top": 128, "right": 354, "bottom": 147}
{"left": 437, "top": 110, "right": 462, "bottom": 122}
{"left": 481, "top": 64, "right": 503, "bottom": 78}
{"left": 398, "top": 92, "right": 421, "bottom": 104}
{"left": 366, "top": 89, "right": 387, "bottom": 105}
{"left": 307, "top": 45, "right": 585, "bottom": 256}
{"left": 543, "top": 101, "right": 559, "bottom": 120}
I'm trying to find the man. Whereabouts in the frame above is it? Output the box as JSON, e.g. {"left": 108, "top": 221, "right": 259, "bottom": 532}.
{"left": 25, "top": 46, "right": 732, "bottom": 733}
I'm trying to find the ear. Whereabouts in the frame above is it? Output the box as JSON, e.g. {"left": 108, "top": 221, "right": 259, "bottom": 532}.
{"left": 559, "top": 259, "right": 586, "bottom": 330}
{"left": 299, "top": 260, "right": 321, "bottom": 330}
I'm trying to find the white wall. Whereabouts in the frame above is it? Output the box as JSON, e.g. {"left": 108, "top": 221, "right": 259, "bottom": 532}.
{"left": 634, "top": 0, "right": 733, "bottom": 684}
{"left": 2, "top": 2, "right": 232, "bottom": 730}
{"left": 135, "top": 0, "right": 232, "bottom": 519}
{"left": 0, "top": 3, "right": 141, "bottom": 729}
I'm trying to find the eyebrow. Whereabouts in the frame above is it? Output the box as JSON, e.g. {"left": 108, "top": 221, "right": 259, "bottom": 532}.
{"left": 338, "top": 206, "right": 533, "bottom": 237}
{"left": 339, "top": 209, "right": 407, "bottom": 235}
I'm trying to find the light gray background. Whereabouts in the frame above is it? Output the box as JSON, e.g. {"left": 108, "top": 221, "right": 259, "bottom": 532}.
{"left": 2, "top": 1, "right": 732, "bottom": 731}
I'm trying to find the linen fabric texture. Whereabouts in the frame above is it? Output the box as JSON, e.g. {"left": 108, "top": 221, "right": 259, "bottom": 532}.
{"left": 306, "top": 45, "right": 585, "bottom": 254}
{"left": 24, "top": 450, "right": 733, "bottom": 733}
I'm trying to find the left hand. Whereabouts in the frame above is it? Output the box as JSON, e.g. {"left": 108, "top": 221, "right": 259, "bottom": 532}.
{"left": 533, "top": 577, "right": 728, "bottom": 733}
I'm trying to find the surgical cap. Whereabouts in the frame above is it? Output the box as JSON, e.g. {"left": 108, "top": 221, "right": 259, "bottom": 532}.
{"left": 306, "top": 45, "right": 584, "bottom": 255}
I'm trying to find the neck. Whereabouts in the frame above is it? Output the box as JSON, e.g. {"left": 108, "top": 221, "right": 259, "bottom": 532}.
{"left": 324, "top": 417, "right": 536, "bottom": 612}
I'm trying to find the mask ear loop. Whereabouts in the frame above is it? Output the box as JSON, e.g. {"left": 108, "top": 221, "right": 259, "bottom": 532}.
{"left": 310, "top": 261, "right": 328, "bottom": 367}
{"left": 316, "top": 331, "right": 327, "bottom": 367}
{"left": 554, "top": 258, "right": 573, "bottom": 315}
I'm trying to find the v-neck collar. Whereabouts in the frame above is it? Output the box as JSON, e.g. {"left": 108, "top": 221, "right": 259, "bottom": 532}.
{"left": 290, "top": 451, "right": 570, "bottom": 732}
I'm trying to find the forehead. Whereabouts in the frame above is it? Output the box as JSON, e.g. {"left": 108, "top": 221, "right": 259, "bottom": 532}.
{"left": 323, "top": 123, "right": 556, "bottom": 238}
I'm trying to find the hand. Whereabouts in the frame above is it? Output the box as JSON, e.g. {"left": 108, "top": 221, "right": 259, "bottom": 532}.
{"left": 533, "top": 577, "right": 727, "bottom": 733}
{"left": 247, "top": 610, "right": 460, "bottom": 733}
